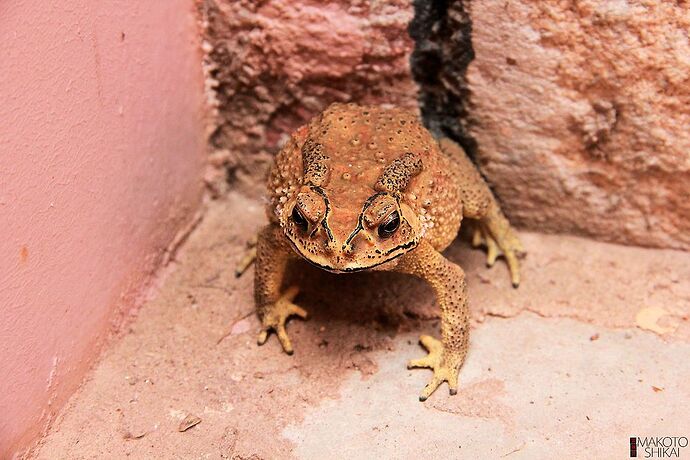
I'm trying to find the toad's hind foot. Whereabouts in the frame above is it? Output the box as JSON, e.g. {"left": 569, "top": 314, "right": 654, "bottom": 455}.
{"left": 472, "top": 224, "right": 500, "bottom": 265}
{"left": 408, "top": 335, "right": 463, "bottom": 402}
{"left": 257, "top": 286, "right": 309, "bottom": 355}
{"left": 235, "top": 235, "right": 258, "bottom": 278}
{"left": 470, "top": 209, "right": 525, "bottom": 288}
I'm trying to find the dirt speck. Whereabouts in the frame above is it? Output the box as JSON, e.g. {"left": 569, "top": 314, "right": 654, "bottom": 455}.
{"left": 19, "top": 245, "right": 29, "bottom": 263}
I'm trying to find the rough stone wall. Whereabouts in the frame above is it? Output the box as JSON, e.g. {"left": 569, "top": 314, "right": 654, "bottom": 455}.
{"left": 464, "top": 1, "right": 690, "bottom": 249}
{"left": 200, "top": 0, "right": 689, "bottom": 250}
{"left": 199, "top": 0, "right": 418, "bottom": 196}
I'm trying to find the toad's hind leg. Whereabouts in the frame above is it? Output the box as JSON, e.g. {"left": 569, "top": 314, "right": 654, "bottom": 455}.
{"left": 235, "top": 234, "right": 258, "bottom": 278}
{"left": 439, "top": 138, "right": 525, "bottom": 287}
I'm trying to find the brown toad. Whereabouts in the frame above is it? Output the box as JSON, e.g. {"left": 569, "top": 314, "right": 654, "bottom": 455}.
{"left": 237, "top": 103, "right": 524, "bottom": 401}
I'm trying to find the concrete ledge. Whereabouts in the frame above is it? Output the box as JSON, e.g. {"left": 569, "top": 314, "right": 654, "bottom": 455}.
{"left": 34, "top": 193, "right": 690, "bottom": 458}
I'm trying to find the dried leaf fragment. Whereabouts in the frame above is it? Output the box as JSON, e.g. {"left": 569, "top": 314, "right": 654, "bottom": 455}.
{"left": 635, "top": 306, "right": 675, "bottom": 335}
{"left": 178, "top": 414, "right": 202, "bottom": 432}
{"left": 122, "top": 429, "right": 147, "bottom": 440}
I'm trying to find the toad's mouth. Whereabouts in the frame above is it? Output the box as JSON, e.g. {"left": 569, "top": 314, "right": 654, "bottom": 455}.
{"left": 286, "top": 238, "right": 417, "bottom": 274}
{"left": 300, "top": 255, "right": 400, "bottom": 273}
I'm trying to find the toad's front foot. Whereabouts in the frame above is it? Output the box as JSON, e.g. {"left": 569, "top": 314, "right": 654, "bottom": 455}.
{"left": 408, "top": 335, "right": 464, "bottom": 401}
{"left": 257, "top": 286, "right": 308, "bottom": 355}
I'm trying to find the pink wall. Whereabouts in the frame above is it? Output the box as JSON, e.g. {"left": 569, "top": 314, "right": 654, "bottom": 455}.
{"left": 0, "top": 1, "right": 206, "bottom": 455}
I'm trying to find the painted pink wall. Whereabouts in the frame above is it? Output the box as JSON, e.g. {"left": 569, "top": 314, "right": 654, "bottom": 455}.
{"left": 0, "top": 1, "right": 206, "bottom": 456}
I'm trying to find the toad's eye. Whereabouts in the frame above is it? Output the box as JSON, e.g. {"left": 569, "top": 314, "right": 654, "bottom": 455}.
{"left": 378, "top": 211, "right": 400, "bottom": 239}
{"left": 291, "top": 206, "right": 309, "bottom": 232}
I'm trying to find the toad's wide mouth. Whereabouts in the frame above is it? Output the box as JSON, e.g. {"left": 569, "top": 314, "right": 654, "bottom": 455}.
{"left": 300, "top": 254, "right": 399, "bottom": 273}
{"left": 285, "top": 238, "right": 417, "bottom": 274}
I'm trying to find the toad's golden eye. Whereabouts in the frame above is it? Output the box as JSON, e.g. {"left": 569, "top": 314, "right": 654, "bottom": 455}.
{"left": 378, "top": 211, "right": 400, "bottom": 239}
{"left": 291, "top": 206, "right": 309, "bottom": 232}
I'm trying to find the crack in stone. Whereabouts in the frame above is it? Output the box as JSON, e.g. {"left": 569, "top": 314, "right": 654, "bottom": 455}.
{"left": 409, "top": 0, "right": 479, "bottom": 160}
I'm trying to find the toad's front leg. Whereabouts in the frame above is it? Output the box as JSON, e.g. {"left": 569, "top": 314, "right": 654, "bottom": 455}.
{"left": 255, "top": 224, "right": 308, "bottom": 355}
{"left": 395, "top": 241, "right": 469, "bottom": 401}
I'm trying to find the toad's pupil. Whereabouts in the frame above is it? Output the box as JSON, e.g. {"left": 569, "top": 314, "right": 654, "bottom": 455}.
{"left": 378, "top": 212, "right": 400, "bottom": 238}
{"left": 292, "top": 207, "right": 308, "bottom": 232}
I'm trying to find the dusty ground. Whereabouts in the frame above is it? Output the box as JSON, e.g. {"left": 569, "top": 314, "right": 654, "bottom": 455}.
{"left": 33, "top": 193, "right": 690, "bottom": 459}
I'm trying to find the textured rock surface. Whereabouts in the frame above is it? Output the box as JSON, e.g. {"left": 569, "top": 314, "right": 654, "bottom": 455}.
{"left": 199, "top": 0, "right": 419, "bottom": 196}
{"left": 465, "top": 1, "right": 690, "bottom": 249}
{"left": 199, "top": 0, "right": 689, "bottom": 249}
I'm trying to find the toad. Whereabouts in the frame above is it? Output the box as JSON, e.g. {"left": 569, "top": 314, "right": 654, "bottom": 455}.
{"left": 237, "top": 103, "right": 524, "bottom": 401}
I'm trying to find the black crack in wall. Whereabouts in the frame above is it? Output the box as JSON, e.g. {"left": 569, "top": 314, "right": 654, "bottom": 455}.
{"left": 409, "top": 0, "right": 479, "bottom": 160}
